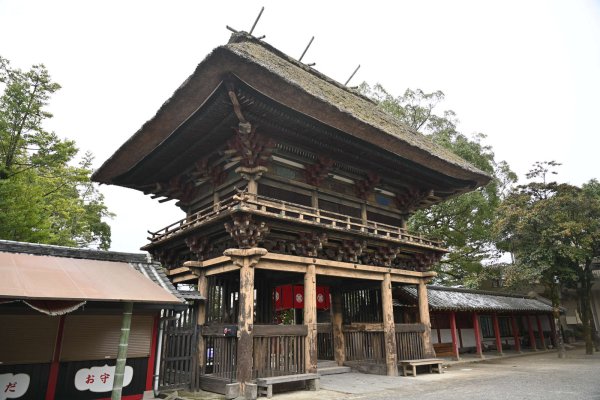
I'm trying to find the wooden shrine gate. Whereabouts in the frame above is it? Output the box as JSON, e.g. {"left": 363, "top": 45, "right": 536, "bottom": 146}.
{"left": 157, "top": 307, "right": 198, "bottom": 391}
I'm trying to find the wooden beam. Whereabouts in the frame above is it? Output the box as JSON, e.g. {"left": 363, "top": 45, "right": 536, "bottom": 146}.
{"left": 167, "top": 266, "right": 193, "bottom": 276}
{"left": 204, "top": 264, "right": 240, "bottom": 277}
{"left": 173, "top": 273, "right": 200, "bottom": 284}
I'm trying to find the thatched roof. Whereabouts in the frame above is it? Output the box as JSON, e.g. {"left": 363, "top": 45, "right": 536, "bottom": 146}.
{"left": 398, "top": 285, "right": 553, "bottom": 313}
{"left": 93, "top": 33, "right": 490, "bottom": 189}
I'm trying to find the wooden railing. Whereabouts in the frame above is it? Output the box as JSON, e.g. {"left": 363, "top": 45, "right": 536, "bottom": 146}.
{"left": 253, "top": 325, "right": 307, "bottom": 378}
{"left": 343, "top": 324, "right": 386, "bottom": 363}
{"left": 317, "top": 323, "right": 334, "bottom": 360}
{"left": 395, "top": 323, "right": 426, "bottom": 361}
{"left": 147, "top": 193, "right": 443, "bottom": 249}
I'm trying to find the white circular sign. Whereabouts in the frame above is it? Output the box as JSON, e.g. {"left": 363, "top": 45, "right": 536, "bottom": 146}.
{"left": 317, "top": 293, "right": 325, "bottom": 304}
{"left": 295, "top": 293, "right": 303, "bottom": 303}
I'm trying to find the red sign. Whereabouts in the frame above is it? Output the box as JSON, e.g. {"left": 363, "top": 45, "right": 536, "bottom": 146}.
{"left": 274, "top": 285, "right": 329, "bottom": 310}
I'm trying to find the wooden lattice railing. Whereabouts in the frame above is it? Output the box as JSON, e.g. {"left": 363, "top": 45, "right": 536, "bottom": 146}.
{"left": 395, "top": 323, "right": 426, "bottom": 361}
{"left": 147, "top": 193, "right": 443, "bottom": 249}
{"left": 343, "top": 325, "right": 386, "bottom": 363}
{"left": 253, "top": 325, "right": 307, "bottom": 378}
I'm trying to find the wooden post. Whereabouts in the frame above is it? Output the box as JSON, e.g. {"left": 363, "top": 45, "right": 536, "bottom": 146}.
{"left": 527, "top": 315, "right": 537, "bottom": 351}
{"left": 472, "top": 312, "right": 484, "bottom": 358}
{"left": 331, "top": 288, "right": 345, "bottom": 366}
{"left": 112, "top": 302, "right": 133, "bottom": 400}
{"left": 548, "top": 314, "right": 557, "bottom": 347}
{"left": 492, "top": 313, "right": 503, "bottom": 356}
{"left": 511, "top": 315, "right": 522, "bottom": 353}
{"left": 536, "top": 315, "right": 546, "bottom": 350}
{"left": 304, "top": 263, "right": 318, "bottom": 373}
{"left": 196, "top": 271, "right": 208, "bottom": 374}
{"left": 224, "top": 248, "right": 267, "bottom": 396}
{"left": 449, "top": 311, "right": 460, "bottom": 361}
{"left": 417, "top": 282, "right": 435, "bottom": 357}
{"left": 381, "top": 273, "right": 398, "bottom": 376}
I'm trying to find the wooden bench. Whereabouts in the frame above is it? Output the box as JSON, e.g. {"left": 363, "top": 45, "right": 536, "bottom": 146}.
{"left": 256, "top": 373, "right": 319, "bottom": 398}
{"left": 398, "top": 358, "right": 444, "bottom": 377}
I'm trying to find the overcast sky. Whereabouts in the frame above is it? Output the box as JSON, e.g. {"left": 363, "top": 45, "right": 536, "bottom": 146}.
{"left": 1, "top": 0, "right": 599, "bottom": 252}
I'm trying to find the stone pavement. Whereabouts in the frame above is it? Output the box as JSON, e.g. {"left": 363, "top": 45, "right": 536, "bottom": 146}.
{"left": 170, "top": 345, "right": 600, "bottom": 400}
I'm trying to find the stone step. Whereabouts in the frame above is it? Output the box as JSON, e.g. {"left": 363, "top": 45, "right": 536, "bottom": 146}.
{"left": 317, "top": 360, "right": 338, "bottom": 368}
{"left": 317, "top": 366, "right": 352, "bottom": 376}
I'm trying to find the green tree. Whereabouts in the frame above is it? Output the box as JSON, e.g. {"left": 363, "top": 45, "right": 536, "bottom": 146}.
{"left": 0, "top": 56, "right": 112, "bottom": 249}
{"left": 495, "top": 161, "right": 600, "bottom": 355}
{"left": 361, "top": 84, "right": 516, "bottom": 286}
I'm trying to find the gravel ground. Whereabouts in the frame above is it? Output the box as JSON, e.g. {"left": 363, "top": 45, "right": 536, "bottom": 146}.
{"left": 173, "top": 347, "right": 600, "bottom": 400}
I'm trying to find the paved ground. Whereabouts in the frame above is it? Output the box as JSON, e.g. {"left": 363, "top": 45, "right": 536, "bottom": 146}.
{"left": 175, "top": 346, "right": 600, "bottom": 400}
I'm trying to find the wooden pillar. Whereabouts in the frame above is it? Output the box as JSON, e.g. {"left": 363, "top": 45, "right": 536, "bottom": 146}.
{"left": 527, "top": 315, "right": 537, "bottom": 351}
{"left": 381, "top": 273, "right": 398, "bottom": 376}
{"left": 472, "top": 312, "right": 484, "bottom": 358}
{"left": 548, "top": 314, "right": 557, "bottom": 347}
{"left": 449, "top": 311, "right": 460, "bottom": 360}
{"left": 418, "top": 282, "right": 435, "bottom": 357}
{"left": 511, "top": 315, "right": 522, "bottom": 353}
{"left": 536, "top": 315, "right": 546, "bottom": 350}
{"left": 361, "top": 203, "right": 368, "bottom": 225}
{"left": 331, "top": 289, "right": 346, "bottom": 366}
{"left": 224, "top": 248, "right": 266, "bottom": 396}
{"left": 492, "top": 313, "right": 503, "bottom": 356}
{"left": 196, "top": 271, "right": 208, "bottom": 373}
{"left": 304, "top": 264, "right": 318, "bottom": 373}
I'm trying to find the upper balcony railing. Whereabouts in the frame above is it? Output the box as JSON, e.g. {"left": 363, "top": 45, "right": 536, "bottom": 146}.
{"left": 146, "top": 193, "right": 444, "bottom": 250}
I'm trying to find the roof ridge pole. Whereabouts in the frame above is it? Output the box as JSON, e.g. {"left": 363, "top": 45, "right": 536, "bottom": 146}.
{"left": 299, "top": 36, "right": 314, "bottom": 62}
{"left": 249, "top": 6, "right": 264, "bottom": 35}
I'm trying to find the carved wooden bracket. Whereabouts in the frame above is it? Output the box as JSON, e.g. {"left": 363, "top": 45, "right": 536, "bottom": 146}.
{"left": 304, "top": 156, "right": 334, "bottom": 187}
{"left": 337, "top": 240, "right": 368, "bottom": 263}
{"left": 296, "top": 232, "right": 328, "bottom": 257}
{"left": 191, "top": 158, "right": 228, "bottom": 188}
{"left": 355, "top": 171, "right": 381, "bottom": 200}
{"left": 150, "top": 248, "right": 178, "bottom": 268}
{"left": 414, "top": 252, "right": 442, "bottom": 271}
{"left": 185, "top": 235, "right": 213, "bottom": 261}
{"left": 224, "top": 213, "right": 269, "bottom": 249}
{"left": 375, "top": 246, "right": 401, "bottom": 267}
{"left": 224, "top": 122, "right": 275, "bottom": 169}
{"left": 395, "top": 187, "right": 432, "bottom": 213}
{"left": 223, "top": 247, "right": 268, "bottom": 268}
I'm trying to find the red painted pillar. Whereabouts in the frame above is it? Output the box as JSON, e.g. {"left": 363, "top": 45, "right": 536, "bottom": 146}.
{"left": 472, "top": 312, "right": 484, "bottom": 358}
{"left": 492, "top": 313, "right": 503, "bottom": 355}
{"left": 449, "top": 311, "right": 460, "bottom": 360}
{"left": 548, "top": 314, "right": 557, "bottom": 347}
{"left": 511, "top": 315, "right": 521, "bottom": 353}
{"left": 536, "top": 315, "right": 546, "bottom": 350}
{"left": 527, "top": 315, "right": 537, "bottom": 351}
{"left": 45, "top": 315, "right": 65, "bottom": 400}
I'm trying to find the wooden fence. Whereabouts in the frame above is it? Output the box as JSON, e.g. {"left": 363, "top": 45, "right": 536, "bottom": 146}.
{"left": 253, "top": 325, "right": 307, "bottom": 378}
{"left": 343, "top": 324, "right": 385, "bottom": 363}
{"left": 158, "top": 308, "right": 197, "bottom": 391}
{"left": 317, "top": 323, "right": 334, "bottom": 360}
{"left": 395, "top": 323, "right": 426, "bottom": 361}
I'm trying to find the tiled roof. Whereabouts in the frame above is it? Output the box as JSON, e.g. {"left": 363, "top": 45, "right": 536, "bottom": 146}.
{"left": 399, "top": 285, "right": 553, "bottom": 313}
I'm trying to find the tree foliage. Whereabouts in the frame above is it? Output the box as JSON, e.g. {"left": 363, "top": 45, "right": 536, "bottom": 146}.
{"left": 361, "top": 84, "right": 516, "bottom": 286}
{"left": 495, "top": 162, "right": 600, "bottom": 354}
{"left": 0, "top": 56, "right": 112, "bottom": 249}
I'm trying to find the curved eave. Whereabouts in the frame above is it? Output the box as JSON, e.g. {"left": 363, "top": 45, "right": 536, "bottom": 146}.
{"left": 93, "top": 38, "right": 491, "bottom": 189}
